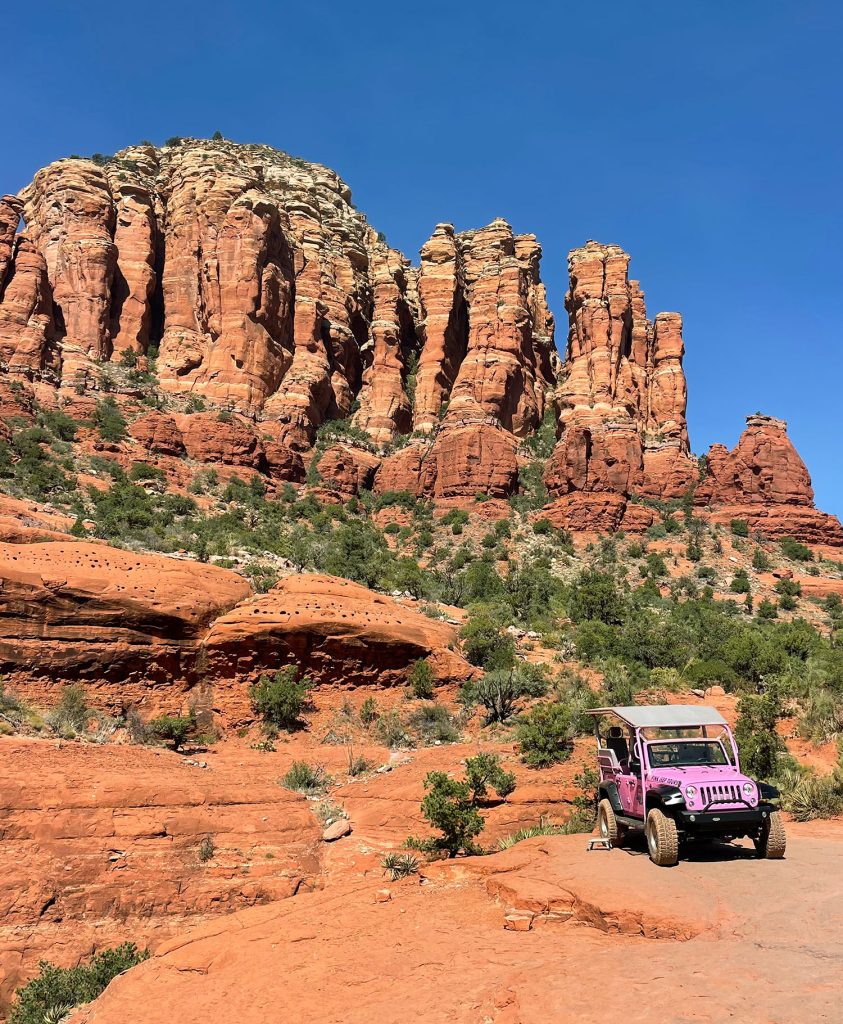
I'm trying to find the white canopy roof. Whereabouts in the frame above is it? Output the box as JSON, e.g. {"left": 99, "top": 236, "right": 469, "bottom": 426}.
{"left": 586, "top": 705, "right": 728, "bottom": 729}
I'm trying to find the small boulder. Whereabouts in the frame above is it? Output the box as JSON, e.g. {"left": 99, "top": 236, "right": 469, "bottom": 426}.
{"left": 322, "top": 819, "right": 352, "bottom": 842}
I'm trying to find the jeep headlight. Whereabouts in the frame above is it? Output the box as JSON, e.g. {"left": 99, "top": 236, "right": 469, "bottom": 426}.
{"left": 742, "top": 783, "right": 754, "bottom": 794}
{"left": 685, "top": 785, "right": 697, "bottom": 797}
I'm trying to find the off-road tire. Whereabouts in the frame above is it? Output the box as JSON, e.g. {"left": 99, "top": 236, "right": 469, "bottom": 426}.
{"left": 597, "top": 799, "right": 622, "bottom": 845}
{"left": 754, "top": 811, "right": 786, "bottom": 859}
{"left": 646, "top": 808, "right": 679, "bottom": 866}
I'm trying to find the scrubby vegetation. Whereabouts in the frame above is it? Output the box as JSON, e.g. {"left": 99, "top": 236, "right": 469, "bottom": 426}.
{"left": 9, "top": 944, "right": 148, "bottom": 1024}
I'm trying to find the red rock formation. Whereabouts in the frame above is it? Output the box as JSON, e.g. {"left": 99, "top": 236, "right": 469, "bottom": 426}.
{"left": 314, "top": 443, "right": 381, "bottom": 497}
{"left": 0, "top": 541, "right": 252, "bottom": 697}
{"left": 0, "top": 195, "right": 21, "bottom": 289}
{"left": 0, "top": 739, "right": 321, "bottom": 1008}
{"left": 697, "top": 416, "right": 843, "bottom": 544}
{"left": 129, "top": 410, "right": 186, "bottom": 457}
{"left": 351, "top": 245, "right": 415, "bottom": 444}
{"left": 543, "top": 241, "right": 697, "bottom": 524}
{"left": 204, "top": 574, "right": 473, "bottom": 713}
{"left": 0, "top": 236, "right": 56, "bottom": 375}
{"left": 20, "top": 161, "right": 117, "bottom": 385}
{"left": 413, "top": 224, "right": 466, "bottom": 433}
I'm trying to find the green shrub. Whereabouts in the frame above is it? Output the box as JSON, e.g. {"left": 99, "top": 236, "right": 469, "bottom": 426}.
{"left": 418, "top": 771, "right": 484, "bottom": 856}
{"left": 128, "top": 461, "right": 165, "bottom": 482}
{"left": 464, "top": 752, "right": 516, "bottom": 800}
{"left": 9, "top": 944, "right": 148, "bottom": 1024}
{"left": 779, "top": 766, "right": 843, "bottom": 822}
{"left": 46, "top": 685, "right": 90, "bottom": 735}
{"left": 752, "top": 547, "right": 771, "bottom": 571}
{"left": 461, "top": 666, "right": 547, "bottom": 724}
{"left": 407, "top": 703, "right": 460, "bottom": 744}
{"left": 459, "top": 610, "right": 516, "bottom": 670}
{"left": 359, "top": 696, "right": 378, "bottom": 725}
{"left": 148, "top": 710, "right": 196, "bottom": 751}
{"left": 381, "top": 851, "right": 420, "bottom": 879}
{"left": 249, "top": 667, "right": 311, "bottom": 731}
{"left": 408, "top": 658, "right": 435, "bottom": 699}
{"left": 516, "top": 701, "right": 576, "bottom": 767}
{"left": 775, "top": 577, "right": 801, "bottom": 598}
{"left": 757, "top": 598, "right": 778, "bottom": 619}
{"left": 735, "top": 694, "right": 783, "bottom": 779}
{"left": 567, "top": 570, "right": 626, "bottom": 625}
{"left": 280, "top": 761, "right": 330, "bottom": 794}
{"left": 780, "top": 537, "right": 813, "bottom": 562}
{"left": 38, "top": 408, "right": 78, "bottom": 441}
{"left": 730, "top": 569, "right": 751, "bottom": 594}
{"left": 93, "top": 397, "right": 127, "bottom": 442}
{"left": 375, "top": 709, "right": 410, "bottom": 748}
{"left": 730, "top": 519, "right": 750, "bottom": 537}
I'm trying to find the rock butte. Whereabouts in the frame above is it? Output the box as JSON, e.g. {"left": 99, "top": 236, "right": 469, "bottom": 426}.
{"left": 0, "top": 138, "right": 837, "bottom": 541}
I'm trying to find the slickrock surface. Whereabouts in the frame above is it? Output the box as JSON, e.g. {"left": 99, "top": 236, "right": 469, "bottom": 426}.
{"left": 72, "top": 823, "right": 843, "bottom": 1024}
{"left": 0, "top": 738, "right": 321, "bottom": 1006}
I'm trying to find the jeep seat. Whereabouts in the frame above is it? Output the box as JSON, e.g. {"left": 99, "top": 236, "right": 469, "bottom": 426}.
{"left": 605, "top": 726, "right": 629, "bottom": 767}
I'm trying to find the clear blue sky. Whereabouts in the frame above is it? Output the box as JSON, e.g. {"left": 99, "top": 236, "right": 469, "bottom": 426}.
{"left": 5, "top": 1, "right": 841, "bottom": 515}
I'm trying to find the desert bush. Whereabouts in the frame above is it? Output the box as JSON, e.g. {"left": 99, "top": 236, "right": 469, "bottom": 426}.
{"left": 93, "top": 397, "right": 127, "bottom": 442}
{"left": 735, "top": 694, "right": 783, "bottom": 779}
{"left": 417, "top": 771, "right": 484, "bottom": 857}
{"left": 730, "top": 519, "right": 750, "bottom": 537}
{"left": 280, "top": 761, "right": 331, "bottom": 794}
{"left": 498, "top": 816, "right": 566, "bottom": 849}
{"left": 752, "top": 547, "right": 771, "bottom": 571}
{"left": 567, "top": 570, "right": 626, "bottom": 625}
{"left": 148, "top": 710, "right": 196, "bottom": 751}
{"left": 407, "top": 703, "right": 460, "bottom": 744}
{"left": 9, "top": 943, "right": 149, "bottom": 1024}
{"left": 780, "top": 537, "right": 813, "bottom": 562}
{"left": 408, "top": 658, "right": 435, "bottom": 699}
{"left": 249, "top": 666, "right": 311, "bottom": 732}
{"left": 779, "top": 765, "right": 843, "bottom": 821}
{"left": 46, "top": 685, "right": 90, "bottom": 736}
{"left": 464, "top": 752, "right": 516, "bottom": 800}
{"left": 461, "top": 665, "right": 548, "bottom": 724}
{"left": 459, "top": 609, "right": 516, "bottom": 670}
{"left": 198, "top": 836, "right": 215, "bottom": 862}
{"left": 730, "top": 569, "right": 751, "bottom": 594}
{"left": 757, "top": 598, "right": 778, "bottom": 620}
{"left": 359, "top": 696, "right": 378, "bottom": 725}
{"left": 516, "top": 701, "right": 576, "bottom": 767}
{"left": 375, "top": 710, "right": 411, "bottom": 748}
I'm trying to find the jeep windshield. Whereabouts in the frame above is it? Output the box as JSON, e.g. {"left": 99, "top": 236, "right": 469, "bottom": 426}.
{"left": 646, "top": 740, "right": 730, "bottom": 768}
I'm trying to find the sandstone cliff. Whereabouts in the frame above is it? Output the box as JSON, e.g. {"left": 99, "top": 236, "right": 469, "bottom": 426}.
{"left": 1, "top": 138, "right": 839, "bottom": 540}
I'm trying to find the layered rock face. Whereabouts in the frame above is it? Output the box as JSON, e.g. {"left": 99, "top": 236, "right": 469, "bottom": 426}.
{"left": 1, "top": 140, "right": 839, "bottom": 537}
{"left": 696, "top": 416, "right": 843, "bottom": 543}
{"left": 543, "top": 241, "right": 697, "bottom": 530}
{"left": 0, "top": 538, "right": 471, "bottom": 716}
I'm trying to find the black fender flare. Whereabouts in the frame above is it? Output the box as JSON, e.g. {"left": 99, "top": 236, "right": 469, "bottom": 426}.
{"left": 598, "top": 781, "right": 624, "bottom": 815}
{"left": 645, "top": 784, "right": 686, "bottom": 816}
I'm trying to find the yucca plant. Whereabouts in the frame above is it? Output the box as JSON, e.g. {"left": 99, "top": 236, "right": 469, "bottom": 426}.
{"left": 381, "top": 852, "right": 420, "bottom": 880}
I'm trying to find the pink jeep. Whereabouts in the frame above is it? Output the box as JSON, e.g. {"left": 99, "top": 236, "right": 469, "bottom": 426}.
{"left": 587, "top": 705, "right": 786, "bottom": 866}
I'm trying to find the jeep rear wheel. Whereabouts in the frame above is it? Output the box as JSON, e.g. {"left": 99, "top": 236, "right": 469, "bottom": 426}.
{"left": 754, "top": 811, "right": 786, "bottom": 859}
{"left": 597, "top": 799, "right": 623, "bottom": 846}
{"left": 646, "top": 808, "right": 679, "bottom": 866}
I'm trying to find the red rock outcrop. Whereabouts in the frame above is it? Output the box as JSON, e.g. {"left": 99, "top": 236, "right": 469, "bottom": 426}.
{"left": 204, "top": 573, "right": 472, "bottom": 718}
{"left": 313, "top": 443, "right": 381, "bottom": 497}
{"left": 696, "top": 416, "right": 843, "bottom": 543}
{"left": 544, "top": 241, "right": 696, "bottom": 507}
{"left": 0, "top": 539, "right": 470, "bottom": 716}
{"left": 0, "top": 541, "right": 252, "bottom": 700}
{"left": 0, "top": 738, "right": 321, "bottom": 1008}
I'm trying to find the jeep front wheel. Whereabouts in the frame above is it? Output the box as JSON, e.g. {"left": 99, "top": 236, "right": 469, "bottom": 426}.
{"left": 645, "top": 808, "right": 679, "bottom": 866}
{"left": 597, "top": 799, "right": 622, "bottom": 846}
{"left": 754, "top": 811, "right": 786, "bottom": 859}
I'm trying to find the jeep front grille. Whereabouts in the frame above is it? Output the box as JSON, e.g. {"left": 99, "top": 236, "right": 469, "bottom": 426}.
{"left": 700, "top": 783, "right": 743, "bottom": 807}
